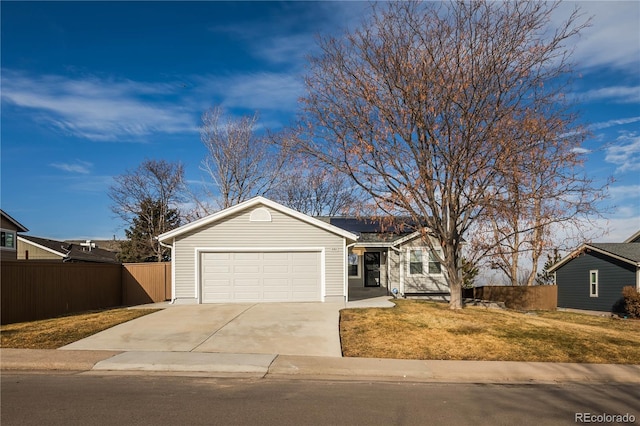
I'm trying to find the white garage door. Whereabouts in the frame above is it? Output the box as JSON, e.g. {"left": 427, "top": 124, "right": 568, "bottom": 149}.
{"left": 200, "top": 251, "right": 321, "bottom": 303}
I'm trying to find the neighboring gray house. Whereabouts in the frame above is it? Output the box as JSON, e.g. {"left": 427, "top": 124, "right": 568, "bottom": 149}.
{"left": 548, "top": 230, "right": 640, "bottom": 313}
{"left": 158, "top": 197, "right": 450, "bottom": 304}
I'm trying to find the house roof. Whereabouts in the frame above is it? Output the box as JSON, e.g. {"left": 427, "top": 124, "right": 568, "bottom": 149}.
{"left": 588, "top": 243, "right": 640, "bottom": 263}
{"left": 548, "top": 242, "right": 640, "bottom": 272}
{"left": 624, "top": 229, "right": 640, "bottom": 243}
{"left": 158, "top": 196, "right": 359, "bottom": 243}
{"left": 18, "top": 235, "right": 119, "bottom": 263}
{"left": 0, "top": 209, "right": 29, "bottom": 232}
{"left": 315, "top": 217, "right": 414, "bottom": 245}
{"left": 316, "top": 216, "right": 438, "bottom": 247}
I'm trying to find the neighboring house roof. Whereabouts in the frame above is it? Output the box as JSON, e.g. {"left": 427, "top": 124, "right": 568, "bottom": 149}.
{"left": 548, "top": 229, "right": 640, "bottom": 272}
{"left": 548, "top": 242, "right": 640, "bottom": 272}
{"left": 18, "top": 235, "right": 119, "bottom": 263}
{"left": 0, "top": 209, "right": 29, "bottom": 232}
{"left": 158, "top": 196, "right": 359, "bottom": 243}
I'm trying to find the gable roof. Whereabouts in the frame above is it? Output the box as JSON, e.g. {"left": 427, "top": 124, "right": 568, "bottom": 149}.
{"left": 158, "top": 196, "right": 359, "bottom": 243}
{"left": 548, "top": 242, "right": 640, "bottom": 272}
{"left": 1, "top": 209, "right": 29, "bottom": 232}
{"left": 18, "top": 235, "right": 67, "bottom": 257}
{"left": 18, "top": 235, "right": 119, "bottom": 263}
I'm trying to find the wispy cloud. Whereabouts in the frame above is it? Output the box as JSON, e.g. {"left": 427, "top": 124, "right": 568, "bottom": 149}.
{"left": 578, "top": 85, "right": 640, "bottom": 104}
{"left": 50, "top": 160, "right": 93, "bottom": 174}
{"left": 571, "top": 146, "right": 591, "bottom": 155}
{"left": 1, "top": 70, "right": 198, "bottom": 142}
{"left": 556, "top": 2, "right": 640, "bottom": 72}
{"left": 589, "top": 116, "right": 640, "bottom": 131}
{"left": 605, "top": 131, "right": 640, "bottom": 173}
{"left": 191, "top": 72, "right": 304, "bottom": 117}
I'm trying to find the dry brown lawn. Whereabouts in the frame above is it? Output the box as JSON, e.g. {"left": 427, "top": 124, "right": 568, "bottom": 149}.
{"left": 340, "top": 299, "right": 640, "bottom": 364}
{"left": 1, "top": 308, "right": 159, "bottom": 349}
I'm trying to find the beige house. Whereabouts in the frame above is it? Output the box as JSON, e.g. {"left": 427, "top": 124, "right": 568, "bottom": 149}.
{"left": 17, "top": 235, "right": 119, "bottom": 263}
{"left": 159, "top": 197, "right": 450, "bottom": 304}
{"left": 0, "top": 210, "right": 28, "bottom": 261}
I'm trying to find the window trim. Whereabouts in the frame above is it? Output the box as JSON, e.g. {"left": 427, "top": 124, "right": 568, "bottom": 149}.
{"left": 589, "top": 270, "right": 598, "bottom": 297}
{"left": 0, "top": 228, "right": 17, "bottom": 251}
{"left": 348, "top": 253, "right": 361, "bottom": 278}
{"left": 408, "top": 249, "right": 423, "bottom": 275}
{"left": 407, "top": 247, "right": 444, "bottom": 276}
{"left": 428, "top": 250, "right": 443, "bottom": 275}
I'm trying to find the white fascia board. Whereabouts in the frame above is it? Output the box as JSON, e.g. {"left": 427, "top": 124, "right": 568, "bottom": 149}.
{"left": 624, "top": 229, "right": 640, "bottom": 243}
{"left": 393, "top": 231, "right": 427, "bottom": 247}
{"left": 159, "top": 196, "right": 358, "bottom": 242}
{"left": 17, "top": 236, "right": 66, "bottom": 257}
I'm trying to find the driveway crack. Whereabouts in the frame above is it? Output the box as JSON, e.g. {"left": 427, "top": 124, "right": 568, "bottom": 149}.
{"left": 190, "top": 304, "right": 257, "bottom": 352}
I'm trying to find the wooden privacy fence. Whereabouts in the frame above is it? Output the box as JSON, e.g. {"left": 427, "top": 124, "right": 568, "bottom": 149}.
{"left": 122, "top": 263, "right": 171, "bottom": 306}
{"left": 468, "top": 285, "right": 557, "bottom": 311}
{"left": 1, "top": 261, "right": 172, "bottom": 324}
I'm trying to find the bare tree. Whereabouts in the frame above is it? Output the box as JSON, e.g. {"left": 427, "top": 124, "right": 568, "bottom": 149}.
{"left": 199, "top": 107, "right": 289, "bottom": 211}
{"left": 293, "top": 1, "right": 590, "bottom": 308}
{"left": 474, "top": 132, "right": 607, "bottom": 286}
{"left": 109, "top": 159, "right": 185, "bottom": 262}
{"left": 270, "top": 160, "right": 362, "bottom": 216}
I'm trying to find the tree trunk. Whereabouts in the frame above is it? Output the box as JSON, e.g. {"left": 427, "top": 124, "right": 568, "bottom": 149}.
{"left": 449, "top": 280, "right": 463, "bottom": 309}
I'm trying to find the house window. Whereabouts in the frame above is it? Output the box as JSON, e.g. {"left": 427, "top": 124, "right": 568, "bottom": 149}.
{"left": 428, "top": 251, "right": 442, "bottom": 274}
{"left": 589, "top": 270, "right": 598, "bottom": 297}
{"left": 409, "top": 249, "right": 423, "bottom": 275}
{"left": 348, "top": 253, "right": 359, "bottom": 277}
{"left": 1, "top": 230, "right": 16, "bottom": 250}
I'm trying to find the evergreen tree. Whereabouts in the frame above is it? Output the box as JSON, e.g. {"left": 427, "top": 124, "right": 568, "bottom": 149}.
{"left": 118, "top": 198, "right": 181, "bottom": 262}
{"left": 536, "top": 250, "right": 561, "bottom": 285}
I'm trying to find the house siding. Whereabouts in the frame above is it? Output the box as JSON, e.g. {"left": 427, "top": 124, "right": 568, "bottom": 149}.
{"left": 1, "top": 217, "right": 19, "bottom": 261}
{"left": 17, "top": 240, "right": 63, "bottom": 260}
{"left": 556, "top": 250, "right": 635, "bottom": 312}
{"left": 172, "top": 206, "right": 346, "bottom": 302}
{"left": 389, "top": 236, "right": 449, "bottom": 295}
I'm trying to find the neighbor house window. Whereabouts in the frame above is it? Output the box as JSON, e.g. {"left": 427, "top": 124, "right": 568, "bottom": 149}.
{"left": 1, "top": 230, "right": 15, "bottom": 250}
{"left": 348, "top": 253, "right": 359, "bottom": 277}
{"left": 409, "top": 249, "right": 423, "bottom": 275}
{"left": 589, "top": 270, "right": 598, "bottom": 297}
{"left": 428, "top": 251, "right": 442, "bottom": 274}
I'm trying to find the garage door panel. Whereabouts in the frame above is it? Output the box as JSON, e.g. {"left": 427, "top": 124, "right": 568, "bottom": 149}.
{"left": 264, "top": 264, "right": 289, "bottom": 273}
{"left": 234, "top": 264, "right": 261, "bottom": 273}
{"left": 201, "top": 251, "right": 321, "bottom": 303}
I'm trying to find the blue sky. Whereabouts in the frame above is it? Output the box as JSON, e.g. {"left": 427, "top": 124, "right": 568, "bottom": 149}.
{"left": 1, "top": 1, "right": 639, "bottom": 243}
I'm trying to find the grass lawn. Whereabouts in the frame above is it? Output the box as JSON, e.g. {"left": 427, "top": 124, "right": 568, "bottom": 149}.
{"left": 340, "top": 299, "right": 640, "bottom": 364}
{"left": 0, "top": 308, "right": 159, "bottom": 349}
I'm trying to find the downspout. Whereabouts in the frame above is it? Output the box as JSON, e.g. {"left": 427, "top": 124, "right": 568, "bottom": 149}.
{"left": 346, "top": 242, "right": 357, "bottom": 304}
{"left": 158, "top": 239, "right": 176, "bottom": 304}
{"left": 389, "top": 244, "right": 401, "bottom": 298}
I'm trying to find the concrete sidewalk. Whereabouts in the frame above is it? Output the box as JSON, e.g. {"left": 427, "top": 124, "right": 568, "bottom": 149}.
{"left": 2, "top": 348, "right": 639, "bottom": 384}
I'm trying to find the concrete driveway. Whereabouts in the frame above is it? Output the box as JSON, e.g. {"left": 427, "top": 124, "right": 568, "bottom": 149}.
{"left": 61, "top": 303, "right": 344, "bottom": 357}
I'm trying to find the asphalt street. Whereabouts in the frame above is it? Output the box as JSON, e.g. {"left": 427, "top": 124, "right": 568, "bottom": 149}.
{"left": 2, "top": 372, "right": 638, "bottom": 426}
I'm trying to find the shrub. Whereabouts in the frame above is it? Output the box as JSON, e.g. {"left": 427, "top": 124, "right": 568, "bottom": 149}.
{"left": 622, "top": 286, "right": 640, "bottom": 318}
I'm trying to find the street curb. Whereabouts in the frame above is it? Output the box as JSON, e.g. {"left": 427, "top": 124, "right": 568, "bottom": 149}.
{"left": 92, "top": 351, "right": 276, "bottom": 375}
{"left": 269, "top": 356, "right": 640, "bottom": 384}
{"left": 1, "top": 348, "right": 122, "bottom": 371}
{"left": 2, "top": 349, "right": 640, "bottom": 384}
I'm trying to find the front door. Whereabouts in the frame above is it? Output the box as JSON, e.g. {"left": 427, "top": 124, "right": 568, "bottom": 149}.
{"left": 364, "top": 252, "right": 381, "bottom": 287}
